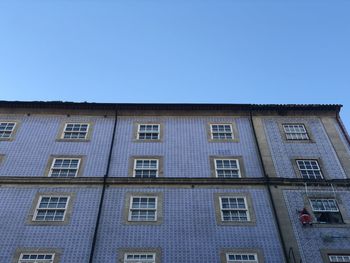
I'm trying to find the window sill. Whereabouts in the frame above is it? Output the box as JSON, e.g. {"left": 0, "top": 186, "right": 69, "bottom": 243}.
{"left": 310, "top": 222, "right": 347, "bottom": 228}
{"left": 56, "top": 138, "right": 90, "bottom": 142}
{"left": 133, "top": 139, "right": 162, "bottom": 143}
{"left": 217, "top": 220, "right": 256, "bottom": 226}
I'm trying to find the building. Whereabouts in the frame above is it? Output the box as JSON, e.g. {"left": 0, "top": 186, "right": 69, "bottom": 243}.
{"left": 0, "top": 101, "right": 349, "bottom": 263}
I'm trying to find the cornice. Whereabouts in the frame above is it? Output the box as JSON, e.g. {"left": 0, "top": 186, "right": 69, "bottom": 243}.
{"left": 0, "top": 101, "right": 342, "bottom": 114}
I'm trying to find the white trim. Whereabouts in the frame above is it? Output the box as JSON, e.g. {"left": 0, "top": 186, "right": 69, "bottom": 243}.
{"left": 310, "top": 199, "right": 339, "bottom": 212}
{"left": 296, "top": 159, "right": 323, "bottom": 179}
{"left": 219, "top": 196, "right": 250, "bottom": 222}
{"left": 133, "top": 159, "right": 159, "bottom": 178}
{"left": 0, "top": 122, "right": 16, "bottom": 138}
{"left": 214, "top": 158, "right": 241, "bottom": 178}
{"left": 226, "top": 252, "right": 258, "bottom": 262}
{"left": 123, "top": 252, "right": 156, "bottom": 263}
{"left": 328, "top": 254, "right": 350, "bottom": 262}
{"left": 210, "top": 124, "right": 234, "bottom": 140}
{"left": 137, "top": 124, "right": 160, "bottom": 140}
{"left": 48, "top": 158, "right": 81, "bottom": 177}
{"left": 33, "top": 195, "right": 70, "bottom": 222}
{"left": 283, "top": 123, "right": 309, "bottom": 140}
{"left": 18, "top": 253, "right": 55, "bottom": 263}
{"left": 61, "top": 123, "right": 90, "bottom": 139}
{"left": 128, "top": 196, "right": 158, "bottom": 222}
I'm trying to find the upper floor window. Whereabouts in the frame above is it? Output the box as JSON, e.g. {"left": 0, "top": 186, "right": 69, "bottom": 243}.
{"left": 310, "top": 198, "right": 343, "bottom": 224}
{"left": 296, "top": 159, "right": 323, "bottom": 179}
{"left": 283, "top": 124, "right": 309, "bottom": 140}
{"left": 0, "top": 122, "right": 16, "bottom": 139}
{"left": 329, "top": 255, "right": 350, "bottom": 262}
{"left": 48, "top": 158, "right": 81, "bottom": 177}
{"left": 18, "top": 253, "right": 55, "bottom": 263}
{"left": 226, "top": 253, "right": 259, "bottom": 263}
{"left": 137, "top": 124, "right": 160, "bottom": 140}
{"left": 124, "top": 253, "right": 156, "bottom": 263}
{"left": 210, "top": 124, "right": 233, "bottom": 140}
{"left": 128, "top": 196, "right": 157, "bottom": 222}
{"left": 33, "top": 196, "right": 69, "bottom": 222}
{"left": 215, "top": 159, "right": 241, "bottom": 178}
{"left": 220, "top": 196, "right": 250, "bottom": 222}
{"left": 62, "top": 123, "right": 89, "bottom": 140}
{"left": 133, "top": 159, "right": 159, "bottom": 178}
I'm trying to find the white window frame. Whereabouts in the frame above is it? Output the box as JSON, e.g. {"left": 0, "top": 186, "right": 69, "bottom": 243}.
{"left": 214, "top": 159, "right": 241, "bottom": 178}
{"left": 124, "top": 253, "right": 156, "bottom": 263}
{"left": 210, "top": 124, "right": 234, "bottom": 140}
{"left": 0, "top": 122, "right": 16, "bottom": 139}
{"left": 61, "top": 123, "right": 90, "bottom": 140}
{"left": 220, "top": 196, "right": 250, "bottom": 222}
{"left": 283, "top": 124, "right": 309, "bottom": 140}
{"left": 33, "top": 195, "right": 70, "bottom": 222}
{"left": 329, "top": 255, "right": 350, "bottom": 262}
{"left": 133, "top": 159, "right": 159, "bottom": 178}
{"left": 309, "top": 198, "right": 344, "bottom": 224}
{"left": 226, "top": 253, "right": 259, "bottom": 262}
{"left": 296, "top": 159, "right": 323, "bottom": 179}
{"left": 18, "top": 253, "right": 55, "bottom": 263}
{"left": 128, "top": 196, "right": 158, "bottom": 222}
{"left": 48, "top": 158, "right": 81, "bottom": 177}
{"left": 137, "top": 124, "right": 160, "bottom": 140}
{"left": 310, "top": 199, "right": 339, "bottom": 213}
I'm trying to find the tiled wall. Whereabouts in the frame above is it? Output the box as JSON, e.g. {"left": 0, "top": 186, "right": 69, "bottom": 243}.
{"left": 93, "top": 187, "right": 285, "bottom": 263}
{"left": 1, "top": 114, "right": 348, "bottom": 179}
{"left": 1, "top": 111, "right": 349, "bottom": 262}
{"left": 264, "top": 117, "right": 347, "bottom": 179}
{"left": 0, "top": 186, "right": 285, "bottom": 262}
{"left": 110, "top": 116, "right": 263, "bottom": 178}
{"left": 0, "top": 114, "right": 114, "bottom": 177}
{"left": 0, "top": 186, "right": 102, "bottom": 262}
{"left": 283, "top": 189, "right": 350, "bottom": 263}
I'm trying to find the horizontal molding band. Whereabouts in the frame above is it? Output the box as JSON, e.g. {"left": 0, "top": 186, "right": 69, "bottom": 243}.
{"left": 0, "top": 176, "right": 349, "bottom": 187}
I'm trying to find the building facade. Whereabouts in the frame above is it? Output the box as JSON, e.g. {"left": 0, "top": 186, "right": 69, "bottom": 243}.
{"left": 0, "top": 101, "right": 349, "bottom": 263}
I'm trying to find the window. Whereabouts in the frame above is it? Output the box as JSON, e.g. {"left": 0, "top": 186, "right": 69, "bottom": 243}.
{"left": 128, "top": 196, "right": 157, "bottom": 221}
{"left": 215, "top": 159, "right": 241, "bottom": 178}
{"left": 124, "top": 193, "right": 163, "bottom": 225}
{"left": 124, "top": 253, "right": 156, "bottom": 263}
{"left": 226, "top": 253, "right": 258, "bottom": 263}
{"left": 18, "top": 253, "right": 55, "bottom": 263}
{"left": 310, "top": 199, "right": 343, "bottom": 224}
{"left": 28, "top": 193, "right": 74, "bottom": 225}
{"left": 220, "top": 196, "right": 250, "bottom": 222}
{"left": 0, "top": 122, "right": 16, "bottom": 139}
{"left": 48, "top": 158, "right": 81, "bottom": 177}
{"left": 321, "top": 250, "right": 350, "bottom": 263}
{"left": 210, "top": 124, "right": 233, "bottom": 140}
{"left": 118, "top": 249, "right": 161, "bottom": 263}
{"left": 62, "top": 123, "right": 89, "bottom": 140}
{"left": 328, "top": 255, "right": 350, "bottom": 262}
{"left": 33, "top": 196, "right": 69, "bottom": 222}
{"left": 133, "top": 159, "right": 159, "bottom": 178}
{"left": 215, "top": 194, "right": 255, "bottom": 226}
{"left": 137, "top": 124, "right": 160, "bottom": 140}
{"left": 296, "top": 159, "right": 323, "bottom": 179}
{"left": 283, "top": 124, "right": 309, "bottom": 140}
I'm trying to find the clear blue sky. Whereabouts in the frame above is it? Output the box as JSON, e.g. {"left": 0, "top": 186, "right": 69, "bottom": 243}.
{"left": 0, "top": 0, "right": 349, "bottom": 129}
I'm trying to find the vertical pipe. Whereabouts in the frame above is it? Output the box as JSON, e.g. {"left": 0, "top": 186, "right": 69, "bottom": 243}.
{"left": 88, "top": 108, "right": 118, "bottom": 263}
